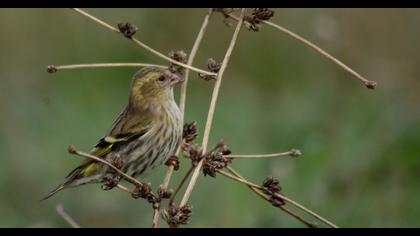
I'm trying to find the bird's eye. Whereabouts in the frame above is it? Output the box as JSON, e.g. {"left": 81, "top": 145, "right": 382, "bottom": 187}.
{"left": 158, "top": 76, "right": 166, "bottom": 82}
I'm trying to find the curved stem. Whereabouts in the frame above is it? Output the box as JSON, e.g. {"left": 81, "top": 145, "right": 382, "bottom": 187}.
{"left": 56, "top": 204, "right": 81, "bottom": 228}
{"left": 48, "top": 63, "right": 166, "bottom": 73}
{"left": 226, "top": 149, "right": 301, "bottom": 159}
{"left": 227, "top": 13, "right": 377, "bottom": 89}
{"left": 67, "top": 145, "right": 144, "bottom": 188}
{"left": 71, "top": 8, "right": 216, "bottom": 77}
{"left": 226, "top": 166, "right": 338, "bottom": 228}
{"left": 179, "top": 8, "right": 246, "bottom": 207}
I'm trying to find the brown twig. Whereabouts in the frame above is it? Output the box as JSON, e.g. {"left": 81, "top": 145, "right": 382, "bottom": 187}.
{"left": 226, "top": 149, "right": 302, "bottom": 159}
{"left": 227, "top": 13, "right": 377, "bottom": 89}
{"left": 47, "top": 63, "right": 166, "bottom": 73}
{"left": 67, "top": 145, "right": 145, "bottom": 189}
{"left": 150, "top": 10, "right": 214, "bottom": 228}
{"left": 71, "top": 8, "right": 216, "bottom": 77}
{"left": 179, "top": 8, "right": 246, "bottom": 208}
{"left": 116, "top": 184, "right": 134, "bottom": 194}
{"left": 151, "top": 207, "right": 160, "bottom": 228}
{"left": 56, "top": 204, "right": 81, "bottom": 228}
{"left": 225, "top": 166, "right": 338, "bottom": 228}
{"left": 225, "top": 167, "right": 317, "bottom": 228}
{"left": 274, "top": 192, "right": 338, "bottom": 228}
{"left": 179, "top": 8, "right": 214, "bottom": 113}
{"left": 169, "top": 166, "right": 193, "bottom": 206}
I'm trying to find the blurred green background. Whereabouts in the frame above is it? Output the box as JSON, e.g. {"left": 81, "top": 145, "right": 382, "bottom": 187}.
{"left": 0, "top": 8, "right": 419, "bottom": 228}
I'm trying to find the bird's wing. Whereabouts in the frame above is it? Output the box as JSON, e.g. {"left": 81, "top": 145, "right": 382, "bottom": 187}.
{"left": 77, "top": 107, "right": 151, "bottom": 177}
{"left": 89, "top": 106, "right": 152, "bottom": 158}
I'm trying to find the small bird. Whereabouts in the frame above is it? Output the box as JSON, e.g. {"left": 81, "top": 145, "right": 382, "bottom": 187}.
{"left": 42, "top": 66, "right": 184, "bottom": 200}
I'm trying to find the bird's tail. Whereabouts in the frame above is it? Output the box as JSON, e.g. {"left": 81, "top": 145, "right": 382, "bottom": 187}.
{"left": 40, "top": 164, "right": 88, "bottom": 201}
{"left": 40, "top": 183, "right": 66, "bottom": 201}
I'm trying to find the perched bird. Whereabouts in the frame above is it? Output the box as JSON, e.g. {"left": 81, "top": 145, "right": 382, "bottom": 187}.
{"left": 42, "top": 66, "right": 184, "bottom": 200}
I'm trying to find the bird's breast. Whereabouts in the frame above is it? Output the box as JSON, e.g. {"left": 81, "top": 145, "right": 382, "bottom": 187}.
{"left": 112, "top": 101, "right": 183, "bottom": 178}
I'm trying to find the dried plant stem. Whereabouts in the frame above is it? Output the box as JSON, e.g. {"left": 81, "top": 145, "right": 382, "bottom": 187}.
{"left": 226, "top": 149, "right": 302, "bottom": 159}
{"left": 160, "top": 165, "right": 175, "bottom": 191}
{"left": 48, "top": 63, "right": 166, "bottom": 73}
{"left": 179, "top": 8, "right": 246, "bottom": 208}
{"left": 280, "top": 205, "right": 318, "bottom": 228}
{"left": 179, "top": 8, "right": 213, "bottom": 113}
{"left": 169, "top": 166, "right": 193, "bottom": 205}
{"left": 159, "top": 8, "right": 213, "bottom": 199}
{"left": 227, "top": 13, "right": 377, "bottom": 89}
{"left": 274, "top": 192, "right": 338, "bottom": 228}
{"left": 116, "top": 184, "right": 133, "bottom": 194}
{"left": 151, "top": 207, "right": 160, "bottom": 228}
{"left": 225, "top": 167, "right": 317, "bottom": 228}
{"left": 56, "top": 204, "right": 81, "bottom": 228}
{"left": 150, "top": 10, "right": 214, "bottom": 228}
{"left": 71, "top": 8, "right": 216, "bottom": 77}
{"left": 226, "top": 166, "right": 338, "bottom": 228}
{"left": 67, "top": 145, "right": 144, "bottom": 189}
{"left": 218, "top": 170, "right": 261, "bottom": 188}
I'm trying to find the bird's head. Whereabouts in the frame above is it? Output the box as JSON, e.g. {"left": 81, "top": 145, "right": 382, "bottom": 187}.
{"left": 129, "top": 66, "right": 184, "bottom": 108}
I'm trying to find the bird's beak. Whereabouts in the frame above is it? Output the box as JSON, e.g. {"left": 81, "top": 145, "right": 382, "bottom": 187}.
{"left": 170, "top": 73, "right": 185, "bottom": 86}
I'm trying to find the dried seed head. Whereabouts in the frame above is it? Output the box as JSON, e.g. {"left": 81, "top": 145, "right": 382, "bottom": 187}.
{"left": 110, "top": 154, "right": 124, "bottom": 169}
{"left": 366, "top": 81, "right": 377, "bottom": 89}
{"left": 198, "top": 58, "right": 221, "bottom": 81}
{"left": 244, "top": 16, "right": 262, "bottom": 32}
{"left": 253, "top": 8, "right": 275, "bottom": 21}
{"left": 168, "top": 50, "right": 188, "bottom": 75}
{"left": 244, "top": 8, "right": 275, "bottom": 32}
{"left": 269, "top": 195, "right": 286, "bottom": 207}
{"left": 289, "top": 149, "right": 302, "bottom": 158}
{"left": 67, "top": 145, "right": 77, "bottom": 154}
{"left": 101, "top": 175, "right": 120, "bottom": 191}
{"left": 131, "top": 182, "right": 152, "bottom": 199}
{"left": 47, "top": 65, "right": 57, "bottom": 73}
{"left": 202, "top": 141, "right": 232, "bottom": 177}
{"left": 182, "top": 142, "right": 203, "bottom": 167}
{"left": 165, "top": 155, "right": 180, "bottom": 171}
{"left": 262, "top": 176, "right": 282, "bottom": 195}
{"left": 158, "top": 187, "right": 174, "bottom": 199}
{"left": 117, "top": 22, "right": 138, "bottom": 38}
{"left": 183, "top": 122, "right": 199, "bottom": 143}
{"left": 207, "top": 58, "right": 222, "bottom": 73}
{"left": 162, "top": 204, "right": 193, "bottom": 228}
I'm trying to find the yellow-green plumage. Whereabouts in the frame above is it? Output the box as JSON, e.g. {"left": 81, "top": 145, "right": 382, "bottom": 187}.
{"left": 42, "top": 67, "right": 184, "bottom": 200}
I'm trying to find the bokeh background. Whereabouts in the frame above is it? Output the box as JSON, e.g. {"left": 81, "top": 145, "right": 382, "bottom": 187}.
{"left": 0, "top": 8, "right": 419, "bottom": 228}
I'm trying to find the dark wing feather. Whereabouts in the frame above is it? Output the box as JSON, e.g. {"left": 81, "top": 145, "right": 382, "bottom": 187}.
{"left": 89, "top": 106, "right": 152, "bottom": 158}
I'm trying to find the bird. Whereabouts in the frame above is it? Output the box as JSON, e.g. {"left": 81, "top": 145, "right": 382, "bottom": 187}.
{"left": 41, "top": 66, "right": 184, "bottom": 201}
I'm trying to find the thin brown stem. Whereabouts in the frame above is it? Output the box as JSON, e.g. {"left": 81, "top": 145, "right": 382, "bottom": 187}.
{"left": 225, "top": 167, "right": 317, "bottom": 228}
{"left": 150, "top": 11, "right": 214, "bottom": 228}
{"left": 47, "top": 63, "right": 166, "bottom": 73}
{"left": 179, "top": 8, "right": 246, "bottom": 208}
{"left": 56, "top": 204, "right": 81, "bottom": 228}
{"left": 116, "top": 184, "right": 134, "bottom": 194}
{"left": 280, "top": 205, "right": 318, "bottom": 228}
{"left": 71, "top": 8, "right": 216, "bottom": 77}
{"left": 225, "top": 166, "right": 338, "bottom": 228}
{"left": 217, "top": 170, "right": 261, "bottom": 189}
{"left": 179, "top": 8, "right": 213, "bottom": 114}
{"left": 151, "top": 207, "right": 160, "bottom": 228}
{"left": 160, "top": 8, "right": 213, "bottom": 205}
{"left": 169, "top": 166, "right": 193, "bottom": 206}
{"left": 273, "top": 192, "right": 338, "bottom": 228}
{"left": 226, "top": 149, "right": 302, "bottom": 159}
{"left": 227, "top": 13, "right": 377, "bottom": 89}
{"left": 67, "top": 145, "right": 143, "bottom": 188}
{"left": 160, "top": 165, "right": 175, "bottom": 191}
